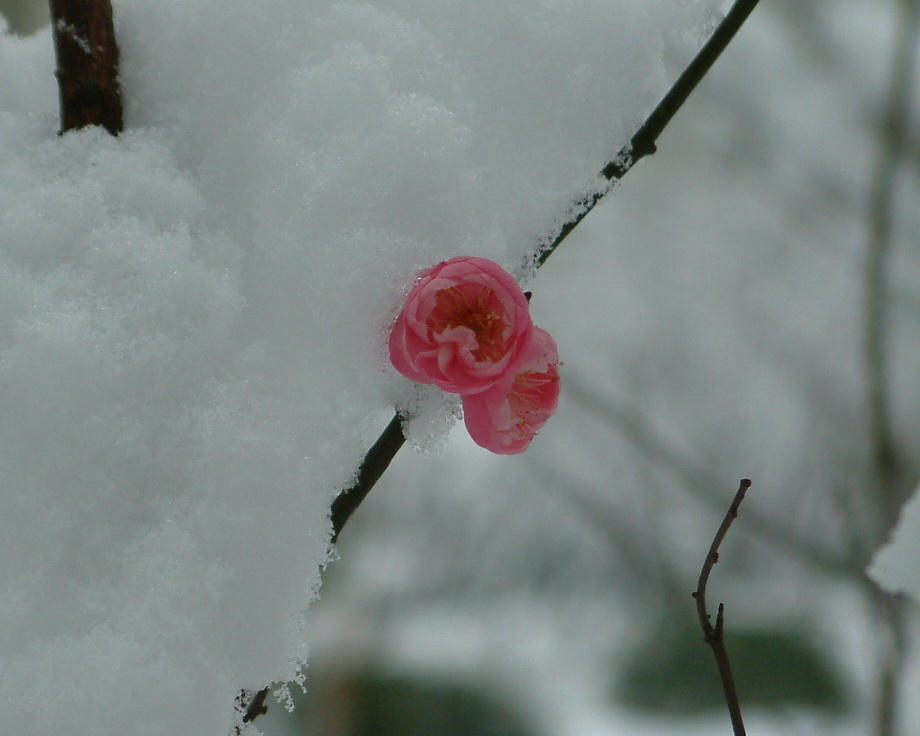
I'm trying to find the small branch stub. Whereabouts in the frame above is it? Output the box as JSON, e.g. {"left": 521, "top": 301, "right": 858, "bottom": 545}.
{"left": 692, "top": 478, "right": 752, "bottom": 736}
{"left": 242, "top": 687, "right": 269, "bottom": 722}
{"left": 234, "top": 687, "right": 270, "bottom": 733}
{"left": 49, "top": 0, "right": 124, "bottom": 135}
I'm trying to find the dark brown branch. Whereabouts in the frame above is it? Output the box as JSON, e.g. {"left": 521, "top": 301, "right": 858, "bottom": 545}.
{"left": 327, "top": 0, "right": 762, "bottom": 544}
{"left": 330, "top": 414, "right": 406, "bottom": 543}
{"left": 49, "top": 0, "right": 124, "bottom": 135}
{"left": 692, "top": 479, "right": 751, "bottom": 736}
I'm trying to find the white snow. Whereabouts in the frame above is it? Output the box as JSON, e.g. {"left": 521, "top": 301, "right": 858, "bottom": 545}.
{"left": 0, "top": 1, "right": 723, "bottom": 733}
{"left": 869, "top": 482, "right": 920, "bottom": 602}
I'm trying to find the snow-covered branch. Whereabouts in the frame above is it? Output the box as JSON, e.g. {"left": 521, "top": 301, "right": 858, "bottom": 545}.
{"left": 329, "top": 0, "right": 764, "bottom": 545}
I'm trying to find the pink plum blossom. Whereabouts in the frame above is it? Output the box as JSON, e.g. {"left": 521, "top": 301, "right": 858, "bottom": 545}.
{"left": 461, "top": 326, "right": 561, "bottom": 454}
{"left": 388, "top": 256, "right": 535, "bottom": 395}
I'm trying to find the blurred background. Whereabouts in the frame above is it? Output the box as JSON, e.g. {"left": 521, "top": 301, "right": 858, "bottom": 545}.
{"left": 4, "top": 0, "right": 918, "bottom": 734}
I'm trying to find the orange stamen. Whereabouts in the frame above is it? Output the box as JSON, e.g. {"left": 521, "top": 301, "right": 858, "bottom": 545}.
{"left": 430, "top": 285, "right": 507, "bottom": 362}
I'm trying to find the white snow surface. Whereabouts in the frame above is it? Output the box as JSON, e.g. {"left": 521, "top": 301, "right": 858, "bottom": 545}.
{"left": 869, "top": 481, "right": 920, "bottom": 603}
{"left": 0, "top": 1, "right": 721, "bottom": 733}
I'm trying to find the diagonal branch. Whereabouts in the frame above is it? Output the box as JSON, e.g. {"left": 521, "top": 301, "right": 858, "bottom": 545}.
{"left": 328, "top": 0, "right": 763, "bottom": 544}
{"left": 330, "top": 414, "right": 406, "bottom": 543}
{"left": 534, "top": 0, "right": 762, "bottom": 269}
{"left": 49, "top": 0, "right": 124, "bottom": 135}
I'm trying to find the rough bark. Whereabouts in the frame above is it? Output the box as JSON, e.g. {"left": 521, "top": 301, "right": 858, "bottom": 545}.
{"left": 49, "top": 0, "right": 123, "bottom": 135}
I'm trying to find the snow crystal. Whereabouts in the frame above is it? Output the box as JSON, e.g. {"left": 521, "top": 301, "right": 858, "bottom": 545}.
{"left": 0, "top": 0, "right": 723, "bottom": 732}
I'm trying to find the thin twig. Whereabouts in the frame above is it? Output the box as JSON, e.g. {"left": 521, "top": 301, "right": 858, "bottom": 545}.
{"left": 49, "top": 0, "right": 124, "bottom": 135}
{"left": 692, "top": 479, "right": 751, "bottom": 736}
{"left": 329, "top": 0, "right": 763, "bottom": 543}
{"left": 534, "top": 0, "right": 762, "bottom": 268}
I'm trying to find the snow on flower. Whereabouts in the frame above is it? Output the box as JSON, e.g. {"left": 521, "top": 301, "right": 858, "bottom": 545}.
{"left": 461, "top": 326, "right": 561, "bottom": 454}
{"left": 388, "top": 256, "right": 535, "bottom": 395}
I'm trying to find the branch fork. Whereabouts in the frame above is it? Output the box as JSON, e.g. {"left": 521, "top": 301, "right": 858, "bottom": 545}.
{"left": 692, "top": 479, "right": 752, "bottom": 736}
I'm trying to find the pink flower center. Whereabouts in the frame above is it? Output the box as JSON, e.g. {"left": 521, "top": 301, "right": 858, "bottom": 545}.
{"left": 428, "top": 283, "right": 507, "bottom": 362}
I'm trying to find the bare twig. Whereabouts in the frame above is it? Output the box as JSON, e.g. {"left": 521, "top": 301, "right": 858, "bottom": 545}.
{"left": 49, "top": 0, "right": 124, "bottom": 135}
{"left": 692, "top": 479, "right": 751, "bottom": 736}
{"left": 329, "top": 0, "right": 763, "bottom": 543}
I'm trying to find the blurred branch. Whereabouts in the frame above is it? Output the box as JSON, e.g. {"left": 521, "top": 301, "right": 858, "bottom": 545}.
{"left": 874, "top": 591, "right": 910, "bottom": 736}
{"left": 692, "top": 479, "right": 751, "bottom": 736}
{"left": 534, "top": 0, "right": 761, "bottom": 269}
{"left": 863, "top": 0, "right": 919, "bottom": 535}
{"left": 564, "top": 372, "right": 854, "bottom": 577}
{"left": 330, "top": 0, "right": 763, "bottom": 542}
{"left": 864, "top": 4, "right": 920, "bottom": 735}
{"left": 528, "top": 458, "right": 673, "bottom": 578}
{"left": 526, "top": 457, "right": 691, "bottom": 615}
{"left": 49, "top": 0, "right": 124, "bottom": 135}
{"left": 773, "top": 3, "right": 920, "bottom": 188}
